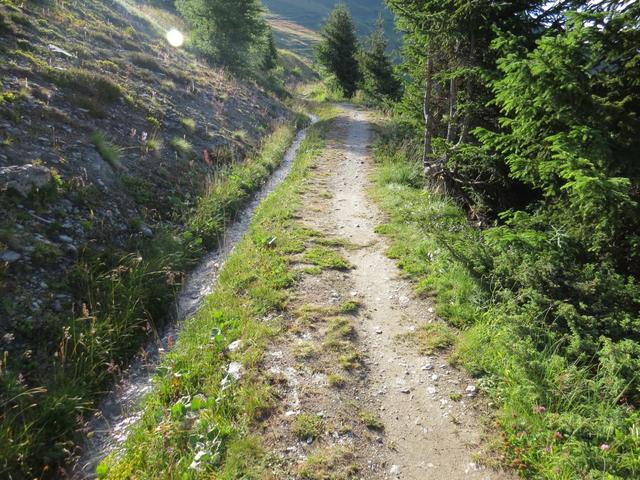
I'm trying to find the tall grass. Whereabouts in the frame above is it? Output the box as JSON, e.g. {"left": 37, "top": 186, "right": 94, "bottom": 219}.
{"left": 188, "top": 124, "right": 297, "bottom": 247}
{"left": 100, "top": 113, "right": 331, "bottom": 478}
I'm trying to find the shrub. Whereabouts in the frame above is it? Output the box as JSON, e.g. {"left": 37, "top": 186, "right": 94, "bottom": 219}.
{"left": 49, "top": 68, "right": 121, "bottom": 103}
{"left": 129, "top": 52, "right": 162, "bottom": 71}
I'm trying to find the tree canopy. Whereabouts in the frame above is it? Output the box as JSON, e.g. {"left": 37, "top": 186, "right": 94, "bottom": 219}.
{"left": 379, "top": 0, "right": 640, "bottom": 476}
{"left": 360, "top": 17, "right": 401, "bottom": 103}
{"left": 315, "top": 4, "right": 361, "bottom": 97}
{"left": 175, "top": 0, "right": 267, "bottom": 69}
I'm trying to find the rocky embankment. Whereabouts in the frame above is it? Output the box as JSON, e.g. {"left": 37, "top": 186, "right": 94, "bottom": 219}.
{"left": 0, "top": 0, "right": 289, "bottom": 359}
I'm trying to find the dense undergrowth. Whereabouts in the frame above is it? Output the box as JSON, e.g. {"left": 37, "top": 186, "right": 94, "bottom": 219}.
{"left": 370, "top": 122, "right": 640, "bottom": 479}
{"left": 99, "top": 106, "right": 334, "bottom": 479}
{"left": 0, "top": 122, "right": 303, "bottom": 478}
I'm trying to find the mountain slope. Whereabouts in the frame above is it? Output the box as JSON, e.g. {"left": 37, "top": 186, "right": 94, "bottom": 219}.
{"left": 264, "top": 0, "right": 399, "bottom": 58}
{"left": 0, "top": 0, "right": 306, "bottom": 476}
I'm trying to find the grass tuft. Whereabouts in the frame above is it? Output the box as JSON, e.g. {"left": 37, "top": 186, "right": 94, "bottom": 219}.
{"left": 399, "top": 323, "right": 456, "bottom": 355}
{"left": 293, "top": 414, "right": 323, "bottom": 440}
{"left": 303, "top": 246, "right": 351, "bottom": 270}
{"left": 49, "top": 68, "right": 121, "bottom": 104}
{"left": 129, "top": 52, "right": 162, "bottom": 71}
{"left": 180, "top": 117, "right": 196, "bottom": 132}
{"left": 169, "top": 136, "right": 193, "bottom": 158}
{"left": 328, "top": 373, "right": 347, "bottom": 388}
{"left": 90, "top": 132, "right": 122, "bottom": 169}
{"left": 298, "top": 447, "right": 358, "bottom": 480}
{"left": 358, "top": 410, "right": 384, "bottom": 430}
{"left": 339, "top": 300, "right": 361, "bottom": 314}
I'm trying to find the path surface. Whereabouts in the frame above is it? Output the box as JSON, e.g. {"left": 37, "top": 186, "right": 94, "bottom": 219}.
{"left": 261, "top": 105, "right": 512, "bottom": 479}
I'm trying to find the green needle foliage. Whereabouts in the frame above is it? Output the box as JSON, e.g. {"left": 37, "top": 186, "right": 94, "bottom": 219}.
{"left": 359, "top": 17, "right": 400, "bottom": 105}
{"left": 175, "top": 0, "right": 267, "bottom": 69}
{"left": 315, "top": 4, "right": 360, "bottom": 98}
{"left": 376, "top": 0, "right": 640, "bottom": 477}
{"left": 260, "top": 28, "right": 278, "bottom": 71}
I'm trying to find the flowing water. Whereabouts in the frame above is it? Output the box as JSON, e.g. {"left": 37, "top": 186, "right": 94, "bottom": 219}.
{"left": 73, "top": 115, "right": 318, "bottom": 478}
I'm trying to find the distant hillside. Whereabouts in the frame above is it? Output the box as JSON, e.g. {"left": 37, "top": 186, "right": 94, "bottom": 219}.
{"left": 264, "top": 0, "right": 399, "bottom": 59}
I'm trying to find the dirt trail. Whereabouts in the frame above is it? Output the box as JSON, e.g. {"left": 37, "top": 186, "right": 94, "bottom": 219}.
{"left": 262, "top": 105, "right": 512, "bottom": 479}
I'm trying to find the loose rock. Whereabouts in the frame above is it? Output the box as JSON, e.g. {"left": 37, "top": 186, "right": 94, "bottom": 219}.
{"left": 0, "top": 250, "right": 21, "bottom": 263}
{"left": 0, "top": 165, "right": 52, "bottom": 197}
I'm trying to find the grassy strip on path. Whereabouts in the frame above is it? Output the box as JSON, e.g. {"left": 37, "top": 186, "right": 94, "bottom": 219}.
{"left": 369, "top": 121, "right": 640, "bottom": 479}
{"left": 100, "top": 106, "right": 337, "bottom": 479}
{"left": 0, "top": 118, "right": 307, "bottom": 478}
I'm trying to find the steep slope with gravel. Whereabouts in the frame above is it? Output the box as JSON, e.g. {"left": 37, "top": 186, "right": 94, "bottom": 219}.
{"left": 0, "top": 0, "right": 304, "bottom": 476}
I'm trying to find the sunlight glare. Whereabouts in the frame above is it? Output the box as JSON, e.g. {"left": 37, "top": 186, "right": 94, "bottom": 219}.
{"left": 166, "top": 29, "right": 184, "bottom": 48}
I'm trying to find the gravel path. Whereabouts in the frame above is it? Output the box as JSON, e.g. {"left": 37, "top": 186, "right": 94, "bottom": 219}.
{"left": 261, "top": 105, "right": 514, "bottom": 479}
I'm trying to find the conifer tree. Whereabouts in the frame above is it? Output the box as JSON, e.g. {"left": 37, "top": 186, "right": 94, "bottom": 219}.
{"left": 315, "top": 4, "right": 360, "bottom": 97}
{"left": 261, "top": 28, "right": 278, "bottom": 71}
{"left": 175, "top": 0, "right": 266, "bottom": 69}
{"left": 360, "top": 17, "right": 400, "bottom": 103}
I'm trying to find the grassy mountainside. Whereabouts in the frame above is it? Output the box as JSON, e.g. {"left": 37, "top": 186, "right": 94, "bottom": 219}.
{"left": 0, "top": 0, "right": 313, "bottom": 476}
{"left": 268, "top": 14, "right": 321, "bottom": 59}
{"left": 264, "top": 0, "right": 398, "bottom": 58}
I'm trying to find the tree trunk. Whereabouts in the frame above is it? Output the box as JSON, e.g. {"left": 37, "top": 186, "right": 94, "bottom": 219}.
{"left": 446, "top": 76, "right": 458, "bottom": 143}
{"left": 422, "top": 57, "right": 434, "bottom": 171}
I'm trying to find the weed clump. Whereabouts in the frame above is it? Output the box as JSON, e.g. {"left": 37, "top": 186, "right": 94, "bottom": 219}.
{"left": 49, "top": 68, "right": 121, "bottom": 104}
{"left": 402, "top": 323, "right": 456, "bottom": 355}
{"left": 293, "top": 341, "right": 315, "bottom": 360}
{"left": 129, "top": 52, "right": 162, "bottom": 71}
{"left": 298, "top": 448, "right": 358, "bottom": 480}
{"left": 339, "top": 300, "right": 360, "bottom": 314}
{"left": 32, "top": 242, "right": 62, "bottom": 266}
{"left": 180, "top": 117, "right": 196, "bottom": 132}
{"left": 293, "top": 414, "right": 323, "bottom": 440}
{"left": 358, "top": 410, "right": 383, "bottom": 430}
{"left": 169, "top": 136, "right": 193, "bottom": 158}
{"left": 328, "top": 373, "right": 346, "bottom": 388}
{"left": 90, "top": 132, "right": 122, "bottom": 169}
{"left": 303, "top": 246, "right": 351, "bottom": 270}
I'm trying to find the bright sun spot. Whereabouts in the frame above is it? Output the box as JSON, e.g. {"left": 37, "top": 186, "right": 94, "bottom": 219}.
{"left": 166, "top": 29, "right": 184, "bottom": 48}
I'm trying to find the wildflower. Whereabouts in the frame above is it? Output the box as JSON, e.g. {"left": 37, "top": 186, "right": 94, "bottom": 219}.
{"left": 533, "top": 405, "right": 546, "bottom": 414}
{"left": 130, "top": 128, "right": 137, "bottom": 138}
{"left": 167, "top": 335, "right": 174, "bottom": 347}
{"left": 600, "top": 443, "right": 610, "bottom": 452}
{"left": 141, "top": 131, "right": 148, "bottom": 142}
{"left": 554, "top": 431, "right": 563, "bottom": 440}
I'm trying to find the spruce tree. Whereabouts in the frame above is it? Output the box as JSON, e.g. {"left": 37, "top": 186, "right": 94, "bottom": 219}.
{"left": 175, "top": 0, "right": 266, "bottom": 69}
{"left": 360, "top": 17, "right": 400, "bottom": 103}
{"left": 261, "top": 28, "right": 278, "bottom": 71}
{"left": 316, "top": 4, "right": 360, "bottom": 97}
